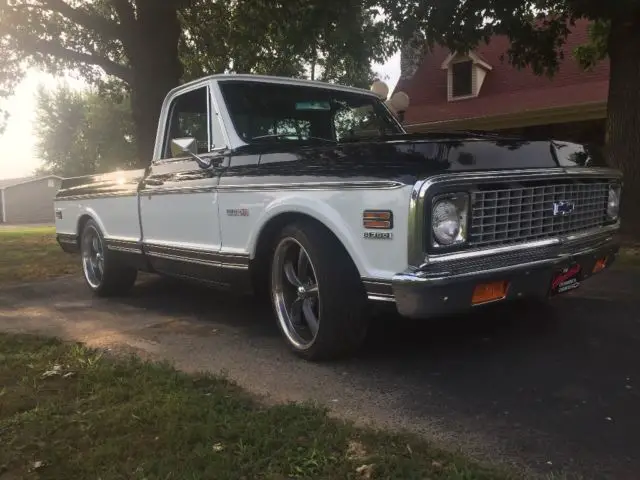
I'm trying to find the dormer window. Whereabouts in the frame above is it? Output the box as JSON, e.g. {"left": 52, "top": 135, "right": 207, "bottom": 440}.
{"left": 452, "top": 60, "right": 473, "bottom": 97}
{"left": 441, "top": 51, "right": 492, "bottom": 101}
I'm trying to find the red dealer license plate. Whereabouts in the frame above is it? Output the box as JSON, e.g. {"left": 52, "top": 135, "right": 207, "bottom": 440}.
{"left": 550, "top": 264, "right": 582, "bottom": 296}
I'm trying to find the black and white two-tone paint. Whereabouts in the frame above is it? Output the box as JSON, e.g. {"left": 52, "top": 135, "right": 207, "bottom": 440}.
{"left": 54, "top": 74, "right": 622, "bottom": 360}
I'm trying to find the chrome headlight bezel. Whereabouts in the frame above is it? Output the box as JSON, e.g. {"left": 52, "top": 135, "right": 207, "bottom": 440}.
{"left": 607, "top": 183, "right": 621, "bottom": 221}
{"left": 431, "top": 193, "right": 469, "bottom": 248}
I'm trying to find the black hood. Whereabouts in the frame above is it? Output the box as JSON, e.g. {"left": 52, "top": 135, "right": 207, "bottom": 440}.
{"left": 229, "top": 132, "right": 598, "bottom": 184}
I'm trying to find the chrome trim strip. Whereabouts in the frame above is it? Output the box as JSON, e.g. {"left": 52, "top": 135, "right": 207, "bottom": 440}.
{"left": 107, "top": 245, "right": 143, "bottom": 254}
{"left": 70, "top": 180, "right": 405, "bottom": 200}
{"left": 143, "top": 243, "right": 250, "bottom": 270}
{"left": 143, "top": 240, "right": 210, "bottom": 250}
{"left": 368, "top": 294, "right": 396, "bottom": 302}
{"left": 105, "top": 236, "right": 142, "bottom": 244}
{"left": 146, "top": 250, "right": 250, "bottom": 270}
{"left": 143, "top": 241, "right": 249, "bottom": 259}
{"left": 206, "top": 82, "right": 212, "bottom": 152}
{"left": 140, "top": 186, "right": 217, "bottom": 196}
{"left": 220, "top": 263, "right": 251, "bottom": 270}
{"left": 562, "top": 222, "right": 620, "bottom": 243}
{"left": 424, "top": 238, "right": 560, "bottom": 265}
{"left": 217, "top": 180, "right": 406, "bottom": 192}
{"left": 104, "top": 238, "right": 143, "bottom": 254}
{"left": 56, "top": 192, "right": 138, "bottom": 201}
{"left": 362, "top": 278, "right": 393, "bottom": 287}
{"left": 214, "top": 74, "right": 383, "bottom": 97}
{"left": 422, "top": 168, "right": 621, "bottom": 189}
{"left": 410, "top": 258, "right": 558, "bottom": 284}
{"left": 407, "top": 168, "right": 622, "bottom": 267}
{"left": 408, "top": 180, "right": 426, "bottom": 266}
{"left": 146, "top": 250, "right": 218, "bottom": 266}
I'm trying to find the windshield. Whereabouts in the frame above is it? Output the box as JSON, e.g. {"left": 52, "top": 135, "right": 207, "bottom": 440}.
{"left": 218, "top": 80, "right": 403, "bottom": 144}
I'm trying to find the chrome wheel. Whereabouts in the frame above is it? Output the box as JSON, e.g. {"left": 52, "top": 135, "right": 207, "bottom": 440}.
{"left": 82, "top": 225, "right": 105, "bottom": 289}
{"left": 272, "top": 237, "right": 320, "bottom": 350}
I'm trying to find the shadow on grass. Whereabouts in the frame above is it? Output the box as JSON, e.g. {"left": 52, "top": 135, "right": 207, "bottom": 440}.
{"left": 0, "top": 333, "right": 509, "bottom": 480}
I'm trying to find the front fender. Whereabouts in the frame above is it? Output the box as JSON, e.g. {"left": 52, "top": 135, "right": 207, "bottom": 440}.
{"left": 248, "top": 194, "right": 372, "bottom": 276}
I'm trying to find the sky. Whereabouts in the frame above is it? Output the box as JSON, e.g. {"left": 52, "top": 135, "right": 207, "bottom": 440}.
{"left": 0, "top": 52, "right": 401, "bottom": 181}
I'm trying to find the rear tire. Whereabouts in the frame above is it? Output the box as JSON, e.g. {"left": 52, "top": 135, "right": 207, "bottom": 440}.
{"left": 269, "top": 220, "right": 368, "bottom": 360}
{"left": 80, "top": 219, "right": 137, "bottom": 297}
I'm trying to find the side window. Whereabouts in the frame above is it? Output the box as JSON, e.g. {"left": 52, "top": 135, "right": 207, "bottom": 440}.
{"left": 163, "top": 86, "right": 210, "bottom": 158}
{"left": 333, "top": 104, "right": 380, "bottom": 141}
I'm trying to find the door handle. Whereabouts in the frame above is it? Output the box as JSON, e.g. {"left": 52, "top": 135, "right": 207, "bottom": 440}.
{"left": 145, "top": 179, "right": 164, "bottom": 186}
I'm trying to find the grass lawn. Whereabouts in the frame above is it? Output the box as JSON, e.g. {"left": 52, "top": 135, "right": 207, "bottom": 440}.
{"left": 0, "top": 226, "right": 78, "bottom": 285}
{"left": 0, "top": 225, "right": 637, "bottom": 288}
{"left": 0, "top": 333, "right": 511, "bottom": 480}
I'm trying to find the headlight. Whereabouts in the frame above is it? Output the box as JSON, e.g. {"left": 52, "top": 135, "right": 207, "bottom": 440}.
{"left": 607, "top": 184, "right": 621, "bottom": 220}
{"left": 432, "top": 194, "right": 469, "bottom": 247}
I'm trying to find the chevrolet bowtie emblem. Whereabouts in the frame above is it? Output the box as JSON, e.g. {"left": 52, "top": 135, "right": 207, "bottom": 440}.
{"left": 553, "top": 201, "right": 575, "bottom": 216}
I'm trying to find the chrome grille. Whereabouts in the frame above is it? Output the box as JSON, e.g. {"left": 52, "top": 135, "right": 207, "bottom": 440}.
{"left": 469, "top": 180, "right": 610, "bottom": 247}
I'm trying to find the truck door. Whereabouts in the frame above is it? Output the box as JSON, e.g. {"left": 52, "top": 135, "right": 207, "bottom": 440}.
{"left": 139, "top": 83, "right": 228, "bottom": 282}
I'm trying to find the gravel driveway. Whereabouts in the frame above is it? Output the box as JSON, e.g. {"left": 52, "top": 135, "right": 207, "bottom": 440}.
{"left": 1, "top": 267, "right": 638, "bottom": 479}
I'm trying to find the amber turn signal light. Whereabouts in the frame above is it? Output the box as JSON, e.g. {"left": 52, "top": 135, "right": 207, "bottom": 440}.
{"left": 363, "top": 210, "right": 393, "bottom": 229}
{"left": 472, "top": 281, "right": 509, "bottom": 305}
{"left": 592, "top": 256, "right": 608, "bottom": 273}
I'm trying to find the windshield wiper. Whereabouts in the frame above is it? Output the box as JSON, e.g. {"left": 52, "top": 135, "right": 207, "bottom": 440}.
{"left": 250, "top": 134, "right": 336, "bottom": 143}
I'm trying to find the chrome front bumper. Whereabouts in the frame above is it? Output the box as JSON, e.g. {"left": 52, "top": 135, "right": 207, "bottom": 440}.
{"left": 392, "top": 227, "right": 620, "bottom": 319}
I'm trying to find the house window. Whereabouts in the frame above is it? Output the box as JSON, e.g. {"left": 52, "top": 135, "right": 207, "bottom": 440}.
{"left": 452, "top": 61, "right": 473, "bottom": 97}
{"left": 47, "top": 179, "right": 55, "bottom": 188}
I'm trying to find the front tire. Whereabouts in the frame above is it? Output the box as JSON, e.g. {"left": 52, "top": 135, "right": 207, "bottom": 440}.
{"left": 80, "top": 219, "right": 137, "bottom": 296}
{"left": 270, "top": 221, "right": 368, "bottom": 360}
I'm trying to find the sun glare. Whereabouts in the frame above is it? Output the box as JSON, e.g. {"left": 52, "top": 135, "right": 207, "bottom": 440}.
{"left": 0, "top": 55, "right": 400, "bottom": 181}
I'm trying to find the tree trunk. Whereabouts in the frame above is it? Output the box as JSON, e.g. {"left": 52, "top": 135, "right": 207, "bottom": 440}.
{"left": 127, "top": 2, "right": 184, "bottom": 168}
{"left": 606, "top": 17, "right": 640, "bottom": 237}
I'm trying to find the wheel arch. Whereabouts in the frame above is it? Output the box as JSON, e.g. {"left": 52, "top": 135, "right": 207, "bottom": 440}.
{"left": 249, "top": 208, "right": 367, "bottom": 297}
{"left": 249, "top": 201, "right": 368, "bottom": 276}
{"left": 75, "top": 209, "right": 106, "bottom": 246}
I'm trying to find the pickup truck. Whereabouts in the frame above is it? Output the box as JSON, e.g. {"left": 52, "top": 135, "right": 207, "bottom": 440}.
{"left": 54, "top": 74, "right": 622, "bottom": 360}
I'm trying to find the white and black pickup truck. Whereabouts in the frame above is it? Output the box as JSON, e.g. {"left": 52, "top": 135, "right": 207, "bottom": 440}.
{"left": 55, "top": 74, "right": 622, "bottom": 360}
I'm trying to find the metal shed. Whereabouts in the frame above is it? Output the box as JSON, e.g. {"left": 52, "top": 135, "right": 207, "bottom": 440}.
{"left": 0, "top": 175, "right": 62, "bottom": 224}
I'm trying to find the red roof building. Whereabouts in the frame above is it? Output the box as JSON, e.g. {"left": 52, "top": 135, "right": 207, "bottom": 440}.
{"left": 397, "top": 19, "right": 609, "bottom": 145}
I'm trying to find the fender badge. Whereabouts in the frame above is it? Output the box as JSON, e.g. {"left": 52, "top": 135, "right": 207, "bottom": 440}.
{"left": 226, "top": 208, "right": 249, "bottom": 217}
{"left": 364, "top": 232, "right": 393, "bottom": 240}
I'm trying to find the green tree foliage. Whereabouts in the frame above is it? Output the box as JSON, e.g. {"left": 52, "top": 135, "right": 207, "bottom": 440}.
{"left": 573, "top": 19, "right": 609, "bottom": 70}
{"left": 178, "top": 0, "right": 392, "bottom": 87}
{"left": 1, "top": 0, "right": 392, "bottom": 165}
{"left": 35, "top": 83, "right": 137, "bottom": 177}
{"left": 0, "top": 0, "right": 187, "bottom": 164}
{"left": 382, "top": 0, "right": 640, "bottom": 233}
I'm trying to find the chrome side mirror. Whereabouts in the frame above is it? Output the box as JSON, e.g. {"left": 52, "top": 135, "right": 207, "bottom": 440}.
{"left": 170, "top": 137, "right": 212, "bottom": 169}
{"left": 171, "top": 137, "right": 197, "bottom": 157}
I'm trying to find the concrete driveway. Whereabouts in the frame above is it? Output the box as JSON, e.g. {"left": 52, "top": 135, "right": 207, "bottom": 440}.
{"left": 1, "top": 267, "right": 639, "bottom": 479}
